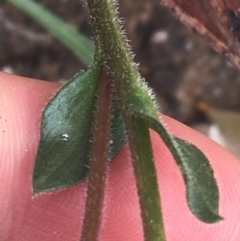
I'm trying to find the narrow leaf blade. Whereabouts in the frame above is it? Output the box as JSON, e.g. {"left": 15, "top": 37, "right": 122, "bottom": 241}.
{"left": 33, "top": 60, "right": 101, "bottom": 194}
{"left": 9, "top": 0, "right": 94, "bottom": 65}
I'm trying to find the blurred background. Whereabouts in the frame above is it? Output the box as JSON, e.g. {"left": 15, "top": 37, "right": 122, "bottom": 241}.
{"left": 1, "top": 0, "right": 240, "bottom": 157}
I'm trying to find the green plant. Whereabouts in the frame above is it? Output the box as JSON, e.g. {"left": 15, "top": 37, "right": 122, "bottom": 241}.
{"left": 8, "top": 0, "right": 223, "bottom": 240}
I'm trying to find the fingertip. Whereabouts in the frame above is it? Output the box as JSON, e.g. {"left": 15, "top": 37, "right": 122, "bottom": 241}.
{"left": 0, "top": 72, "right": 64, "bottom": 240}
{"left": 1, "top": 72, "right": 240, "bottom": 240}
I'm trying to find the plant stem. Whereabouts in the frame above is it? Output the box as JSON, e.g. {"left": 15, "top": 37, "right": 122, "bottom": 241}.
{"left": 87, "top": 0, "right": 167, "bottom": 240}
{"left": 128, "top": 116, "right": 166, "bottom": 241}
{"left": 80, "top": 69, "right": 112, "bottom": 241}
{"left": 87, "top": 0, "right": 140, "bottom": 104}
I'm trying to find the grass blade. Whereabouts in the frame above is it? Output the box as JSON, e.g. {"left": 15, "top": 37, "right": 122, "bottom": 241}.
{"left": 9, "top": 0, "right": 94, "bottom": 65}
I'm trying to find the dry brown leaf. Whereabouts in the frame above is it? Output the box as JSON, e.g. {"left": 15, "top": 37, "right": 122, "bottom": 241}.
{"left": 159, "top": 0, "right": 240, "bottom": 69}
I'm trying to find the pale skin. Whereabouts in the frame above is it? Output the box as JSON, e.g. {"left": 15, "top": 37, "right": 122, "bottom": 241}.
{"left": 1, "top": 71, "right": 240, "bottom": 241}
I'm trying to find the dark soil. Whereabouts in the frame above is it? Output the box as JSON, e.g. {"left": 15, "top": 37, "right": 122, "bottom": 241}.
{"left": 1, "top": 0, "right": 240, "bottom": 125}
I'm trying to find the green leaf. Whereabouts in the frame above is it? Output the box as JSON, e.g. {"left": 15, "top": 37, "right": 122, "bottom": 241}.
{"left": 33, "top": 61, "right": 127, "bottom": 195}
{"left": 109, "top": 91, "right": 126, "bottom": 160}
{"left": 174, "top": 138, "right": 223, "bottom": 223}
{"left": 9, "top": 0, "right": 94, "bottom": 65}
{"left": 128, "top": 80, "right": 222, "bottom": 223}
{"left": 33, "top": 60, "right": 101, "bottom": 194}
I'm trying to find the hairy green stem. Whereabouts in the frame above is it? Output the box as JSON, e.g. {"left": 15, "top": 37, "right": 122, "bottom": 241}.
{"left": 87, "top": 0, "right": 140, "bottom": 103}
{"left": 128, "top": 116, "right": 166, "bottom": 241}
{"left": 87, "top": 0, "right": 167, "bottom": 240}
{"left": 80, "top": 69, "right": 112, "bottom": 241}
